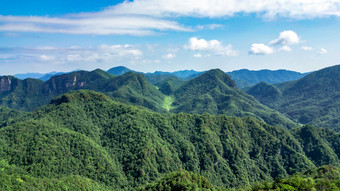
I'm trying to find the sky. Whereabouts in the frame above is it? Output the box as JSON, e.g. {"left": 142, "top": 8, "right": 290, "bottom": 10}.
{"left": 1, "top": 0, "right": 340, "bottom": 75}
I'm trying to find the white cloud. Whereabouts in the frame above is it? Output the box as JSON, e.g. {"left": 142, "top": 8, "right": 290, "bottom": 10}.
{"left": 1, "top": 44, "right": 143, "bottom": 66}
{"left": 279, "top": 45, "right": 292, "bottom": 52}
{"left": 185, "top": 37, "right": 238, "bottom": 56}
{"left": 0, "top": 15, "right": 190, "bottom": 36}
{"left": 270, "top": 30, "right": 300, "bottom": 46}
{"left": 319, "top": 48, "right": 328, "bottom": 55}
{"left": 301, "top": 46, "right": 313, "bottom": 51}
{"left": 3, "top": 1, "right": 337, "bottom": 36}
{"left": 196, "top": 24, "right": 223, "bottom": 30}
{"left": 249, "top": 43, "right": 274, "bottom": 55}
{"left": 98, "top": 44, "right": 143, "bottom": 57}
{"left": 107, "top": 0, "right": 340, "bottom": 19}
{"left": 39, "top": 55, "right": 55, "bottom": 61}
{"left": 163, "top": 53, "right": 176, "bottom": 59}
{"left": 193, "top": 53, "right": 202, "bottom": 58}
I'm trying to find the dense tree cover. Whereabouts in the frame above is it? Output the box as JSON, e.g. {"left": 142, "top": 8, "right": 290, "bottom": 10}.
{"left": 0, "top": 159, "right": 110, "bottom": 191}
{"left": 158, "top": 77, "right": 186, "bottom": 95}
{"left": 140, "top": 165, "right": 340, "bottom": 191}
{"left": 247, "top": 165, "right": 340, "bottom": 191}
{"left": 1, "top": 90, "right": 340, "bottom": 190}
{"left": 137, "top": 170, "right": 223, "bottom": 191}
{"left": 172, "top": 69, "right": 296, "bottom": 129}
{"left": 247, "top": 65, "right": 340, "bottom": 131}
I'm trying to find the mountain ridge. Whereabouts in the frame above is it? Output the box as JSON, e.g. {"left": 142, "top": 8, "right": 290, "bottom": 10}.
{"left": 10, "top": 66, "right": 308, "bottom": 88}
{"left": 247, "top": 64, "right": 340, "bottom": 131}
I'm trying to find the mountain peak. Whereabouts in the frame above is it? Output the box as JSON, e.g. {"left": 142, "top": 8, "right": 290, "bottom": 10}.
{"left": 107, "top": 66, "right": 133, "bottom": 76}
{"left": 199, "top": 69, "right": 236, "bottom": 88}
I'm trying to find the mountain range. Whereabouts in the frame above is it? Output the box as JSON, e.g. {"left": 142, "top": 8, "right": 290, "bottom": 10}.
{"left": 9, "top": 66, "right": 308, "bottom": 88}
{"left": 0, "top": 67, "right": 297, "bottom": 128}
{"left": 1, "top": 64, "right": 340, "bottom": 190}
{"left": 0, "top": 69, "right": 165, "bottom": 112}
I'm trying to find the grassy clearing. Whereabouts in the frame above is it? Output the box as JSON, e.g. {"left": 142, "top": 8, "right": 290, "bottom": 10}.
{"left": 163, "top": 95, "right": 174, "bottom": 111}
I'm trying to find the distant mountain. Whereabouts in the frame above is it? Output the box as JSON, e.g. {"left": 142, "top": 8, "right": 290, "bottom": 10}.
{"left": 107, "top": 66, "right": 133, "bottom": 75}
{"left": 107, "top": 66, "right": 201, "bottom": 85}
{"left": 14, "top": 71, "right": 67, "bottom": 81}
{"left": 227, "top": 69, "right": 308, "bottom": 88}
{"left": 3, "top": 90, "right": 340, "bottom": 189}
{"left": 14, "top": 72, "right": 46, "bottom": 79}
{"left": 172, "top": 70, "right": 203, "bottom": 78}
{"left": 39, "top": 71, "right": 65, "bottom": 81}
{"left": 247, "top": 65, "right": 340, "bottom": 131}
{"left": 172, "top": 69, "right": 297, "bottom": 128}
{"left": 146, "top": 69, "right": 202, "bottom": 79}
{"left": 12, "top": 66, "right": 307, "bottom": 89}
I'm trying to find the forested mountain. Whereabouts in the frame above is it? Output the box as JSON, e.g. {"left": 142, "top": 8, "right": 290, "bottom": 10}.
{"left": 0, "top": 76, "right": 44, "bottom": 110}
{"left": 247, "top": 64, "right": 340, "bottom": 131}
{"left": 0, "top": 69, "right": 166, "bottom": 112}
{"left": 1, "top": 68, "right": 298, "bottom": 128}
{"left": 1, "top": 90, "right": 340, "bottom": 190}
{"left": 158, "top": 77, "right": 186, "bottom": 95}
{"left": 107, "top": 66, "right": 134, "bottom": 76}
{"left": 4, "top": 65, "right": 340, "bottom": 131}
{"left": 227, "top": 69, "right": 308, "bottom": 88}
{"left": 172, "top": 69, "right": 296, "bottom": 128}
{"left": 105, "top": 66, "right": 308, "bottom": 88}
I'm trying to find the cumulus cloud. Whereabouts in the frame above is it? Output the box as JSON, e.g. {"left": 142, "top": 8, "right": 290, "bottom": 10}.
{"left": 163, "top": 53, "right": 176, "bottom": 59}
{"left": 193, "top": 53, "right": 202, "bottom": 58}
{"left": 319, "top": 48, "right": 328, "bottom": 55}
{"left": 270, "top": 30, "right": 300, "bottom": 46}
{"left": 279, "top": 45, "right": 292, "bottom": 52}
{"left": 108, "top": 0, "right": 340, "bottom": 19}
{"left": 185, "top": 37, "right": 238, "bottom": 56}
{"left": 249, "top": 43, "right": 274, "bottom": 55}
{"left": 301, "top": 46, "right": 313, "bottom": 51}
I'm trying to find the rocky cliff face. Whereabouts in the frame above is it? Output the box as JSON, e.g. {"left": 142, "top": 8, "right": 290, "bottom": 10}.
{"left": 0, "top": 77, "right": 12, "bottom": 93}
{"left": 65, "top": 75, "right": 86, "bottom": 88}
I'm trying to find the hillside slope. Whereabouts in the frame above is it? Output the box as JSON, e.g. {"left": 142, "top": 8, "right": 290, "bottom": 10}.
{"left": 2, "top": 90, "right": 340, "bottom": 189}
{"left": 247, "top": 65, "right": 340, "bottom": 131}
{"left": 172, "top": 69, "right": 297, "bottom": 128}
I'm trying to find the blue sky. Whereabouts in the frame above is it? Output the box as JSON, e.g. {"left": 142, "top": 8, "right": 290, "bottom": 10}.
{"left": 1, "top": 0, "right": 340, "bottom": 75}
